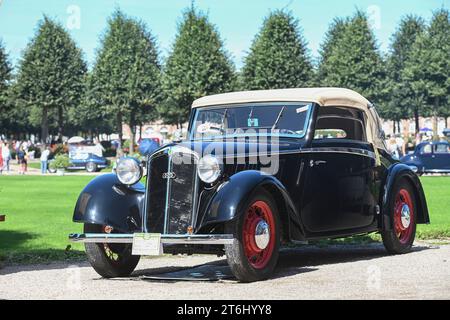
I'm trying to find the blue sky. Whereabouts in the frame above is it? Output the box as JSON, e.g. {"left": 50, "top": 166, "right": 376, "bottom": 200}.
{"left": 0, "top": 0, "right": 448, "bottom": 70}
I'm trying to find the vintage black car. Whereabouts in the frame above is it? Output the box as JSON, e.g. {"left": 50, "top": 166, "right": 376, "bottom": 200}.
{"left": 400, "top": 141, "right": 450, "bottom": 174}
{"left": 69, "top": 88, "right": 429, "bottom": 282}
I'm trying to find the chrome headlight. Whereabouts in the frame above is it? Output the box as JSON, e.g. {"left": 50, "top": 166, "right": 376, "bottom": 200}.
{"left": 116, "top": 157, "right": 142, "bottom": 185}
{"left": 197, "top": 155, "right": 222, "bottom": 184}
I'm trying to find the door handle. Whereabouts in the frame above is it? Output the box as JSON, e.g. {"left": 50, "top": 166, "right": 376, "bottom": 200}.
{"left": 309, "top": 160, "right": 327, "bottom": 167}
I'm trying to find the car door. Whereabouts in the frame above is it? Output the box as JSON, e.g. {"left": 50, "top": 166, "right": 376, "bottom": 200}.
{"left": 300, "top": 107, "right": 378, "bottom": 235}
{"left": 433, "top": 143, "right": 450, "bottom": 171}
{"left": 418, "top": 144, "right": 434, "bottom": 171}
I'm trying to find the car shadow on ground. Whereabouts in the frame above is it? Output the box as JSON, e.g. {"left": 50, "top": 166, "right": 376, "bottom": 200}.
{"left": 132, "top": 242, "right": 434, "bottom": 283}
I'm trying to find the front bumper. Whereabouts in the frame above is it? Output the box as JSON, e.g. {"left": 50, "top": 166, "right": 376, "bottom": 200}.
{"left": 69, "top": 233, "right": 235, "bottom": 245}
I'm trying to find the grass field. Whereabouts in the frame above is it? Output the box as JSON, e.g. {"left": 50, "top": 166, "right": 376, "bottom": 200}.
{"left": 0, "top": 176, "right": 94, "bottom": 264}
{"left": 27, "top": 161, "right": 113, "bottom": 172}
{"left": 0, "top": 175, "right": 449, "bottom": 264}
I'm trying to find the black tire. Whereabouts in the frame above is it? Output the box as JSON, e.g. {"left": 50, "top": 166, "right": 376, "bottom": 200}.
{"left": 83, "top": 224, "right": 140, "bottom": 278}
{"left": 225, "top": 188, "right": 280, "bottom": 282}
{"left": 86, "top": 162, "right": 97, "bottom": 173}
{"left": 381, "top": 177, "right": 417, "bottom": 254}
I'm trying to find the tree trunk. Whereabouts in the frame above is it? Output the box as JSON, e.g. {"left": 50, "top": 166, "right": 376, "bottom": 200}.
{"left": 116, "top": 111, "right": 123, "bottom": 158}
{"left": 414, "top": 107, "right": 420, "bottom": 134}
{"left": 57, "top": 105, "right": 64, "bottom": 142}
{"left": 432, "top": 97, "right": 439, "bottom": 140}
{"left": 129, "top": 112, "right": 135, "bottom": 154}
{"left": 41, "top": 106, "right": 49, "bottom": 143}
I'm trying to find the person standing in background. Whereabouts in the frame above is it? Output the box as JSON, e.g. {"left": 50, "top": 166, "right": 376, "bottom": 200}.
{"left": 17, "top": 146, "right": 27, "bottom": 174}
{"left": 2, "top": 142, "right": 11, "bottom": 174}
{"left": 395, "top": 134, "right": 405, "bottom": 157}
{"left": 40, "top": 145, "right": 50, "bottom": 174}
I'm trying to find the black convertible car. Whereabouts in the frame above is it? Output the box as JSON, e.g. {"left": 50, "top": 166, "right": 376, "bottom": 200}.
{"left": 401, "top": 141, "right": 450, "bottom": 174}
{"left": 69, "top": 88, "right": 429, "bottom": 282}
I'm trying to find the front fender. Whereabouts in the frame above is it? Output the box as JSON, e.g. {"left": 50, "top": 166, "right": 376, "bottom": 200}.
{"left": 200, "top": 170, "right": 305, "bottom": 241}
{"left": 381, "top": 163, "right": 430, "bottom": 230}
{"left": 73, "top": 174, "right": 145, "bottom": 233}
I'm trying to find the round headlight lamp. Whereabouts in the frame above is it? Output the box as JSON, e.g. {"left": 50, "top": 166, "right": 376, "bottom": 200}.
{"left": 116, "top": 157, "right": 142, "bottom": 185}
{"left": 197, "top": 155, "right": 222, "bottom": 184}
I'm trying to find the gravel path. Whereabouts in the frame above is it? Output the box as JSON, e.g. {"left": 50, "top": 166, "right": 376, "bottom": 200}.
{"left": 1, "top": 242, "right": 449, "bottom": 300}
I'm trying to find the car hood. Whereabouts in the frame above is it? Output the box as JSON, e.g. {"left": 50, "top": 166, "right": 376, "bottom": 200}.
{"left": 156, "top": 139, "right": 304, "bottom": 158}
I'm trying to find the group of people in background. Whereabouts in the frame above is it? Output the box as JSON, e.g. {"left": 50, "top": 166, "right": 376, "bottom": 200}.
{"left": 0, "top": 139, "right": 34, "bottom": 175}
{"left": 386, "top": 132, "right": 448, "bottom": 160}
{"left": 387, "top": 134, "right": 406, "bottom": 160}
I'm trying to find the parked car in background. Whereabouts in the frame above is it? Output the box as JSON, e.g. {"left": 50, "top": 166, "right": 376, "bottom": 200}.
{"left": 69, "top": 88, "right": 429, "bottom": 282}
{"left": 48, "top": 153, "right": 109, "bottom": 173}
{"left": 400, "top": 141, "right": 450, "bottom": 175}
{"left": 443, "top": 128, "right": 450, "bottom": 138}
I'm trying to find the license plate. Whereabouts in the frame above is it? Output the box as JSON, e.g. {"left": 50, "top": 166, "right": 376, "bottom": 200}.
{"left": 132, "top": 233, "right": 163, "bottom": 256}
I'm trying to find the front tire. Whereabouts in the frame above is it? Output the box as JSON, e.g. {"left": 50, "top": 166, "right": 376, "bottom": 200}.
{"left": 84, "top": 224, "right": 140, "bottom": 278}
{"left": 225, "top": 188, "right": 280, "bottom": 282}
{"left": 381, "top": 178, "right": 417, "bottom": 254}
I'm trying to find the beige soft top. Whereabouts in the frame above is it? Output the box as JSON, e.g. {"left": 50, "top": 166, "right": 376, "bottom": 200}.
{"left": 192, "top": 87, "right": 386, "bottom": 154}
{"left": 192, "top": 87, "right": 371, "bottom": 110}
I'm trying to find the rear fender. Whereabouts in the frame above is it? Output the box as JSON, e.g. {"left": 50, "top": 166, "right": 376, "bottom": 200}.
{"left": 381, "top": 163, "right": 430, "bottom": 230}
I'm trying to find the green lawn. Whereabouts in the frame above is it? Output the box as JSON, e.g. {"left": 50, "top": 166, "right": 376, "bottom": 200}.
{"left": 0, "top": 175, "right": 449, "bottom": 265}
{"left": 27, "top": 161, "right": 113, "bottom": 172}
{"left": 0, "top": 176, "right": 95, "bottom": 264}
{"left": 416, "top": 177, "right": 450, "bottom": 239}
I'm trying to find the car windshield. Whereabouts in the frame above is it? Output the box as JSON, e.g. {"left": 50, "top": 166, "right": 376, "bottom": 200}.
{"left": 190, "top": 102, "right": 312, "bottom": 140}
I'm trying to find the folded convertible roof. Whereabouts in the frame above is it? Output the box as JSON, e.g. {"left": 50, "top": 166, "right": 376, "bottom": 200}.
{"left": 192, "top": 87, "right": 371, "bottom": 111}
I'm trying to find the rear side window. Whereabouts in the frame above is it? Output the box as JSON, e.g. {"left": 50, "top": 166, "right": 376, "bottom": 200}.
{"left": 314, "top": 107, "right": 367, "bottom": 142}
{"left": 435, "top": 144, "right": 450, "bottom": 154}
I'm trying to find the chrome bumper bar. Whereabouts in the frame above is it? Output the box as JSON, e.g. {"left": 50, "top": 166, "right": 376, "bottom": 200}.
{"left": 68, "top": 233, "right": 235, "bottom": 245}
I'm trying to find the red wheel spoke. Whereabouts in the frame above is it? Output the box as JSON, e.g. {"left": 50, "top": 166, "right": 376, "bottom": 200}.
{"left": 242, "top": 200, "right": 275, "bottom": 269}
{"left": 393, "top": 189, "right": 414, "bottom": 244}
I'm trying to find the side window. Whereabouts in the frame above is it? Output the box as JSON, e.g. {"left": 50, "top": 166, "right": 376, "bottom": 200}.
{"left": 435, "top": 144, "right": 450, "bottom": 154}
{"left": 314, "top": 106, "right": 367, "bottom": 142}
{"left": 421, "top": 144, "right": 432, "bottom": 154}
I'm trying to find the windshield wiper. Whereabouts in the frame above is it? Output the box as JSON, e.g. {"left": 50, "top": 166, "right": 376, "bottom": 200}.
{"left": 271, "top": 106, "right": 286, "bottom": 131}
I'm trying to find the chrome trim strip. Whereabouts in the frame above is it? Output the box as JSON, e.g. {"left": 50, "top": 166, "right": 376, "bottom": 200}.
{"left": 69, "top": 233, "right": 235, "bottom": 245}
{"left": 163, "top": 151, "right": 173, "bottom": 234}
{"left": 299, "top": 147, "right": 376, "bottom": 159}
{"left": 219, "top": 146, "right": 376, "bottom": 160}
{"left": 142, "top": 157, "right": 150, "bottom": 233}
{"left": 424, "top": 169, "right": 450, "bottom": 173}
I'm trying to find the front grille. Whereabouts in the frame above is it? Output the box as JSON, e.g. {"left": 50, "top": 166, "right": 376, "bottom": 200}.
{"left": 146, "top": 153, "right": 168, "bottom": 233}
{"left": 145, "top": 148, "right": 198, "bottom": 234}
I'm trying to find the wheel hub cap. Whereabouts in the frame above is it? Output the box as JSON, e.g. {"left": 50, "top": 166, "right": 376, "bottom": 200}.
{"left": 254, "top": 220, "right": 270, "bottom": 250}
{"left": 400, "top": 204, "right": 411, "bottom": 229}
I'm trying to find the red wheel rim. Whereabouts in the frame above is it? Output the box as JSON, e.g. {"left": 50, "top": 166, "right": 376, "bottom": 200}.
{"left": 242, "top": 200, "right": 275, "bottom": 269}
{"left": 393, "top": 189, "right": 414, "bottom": 244}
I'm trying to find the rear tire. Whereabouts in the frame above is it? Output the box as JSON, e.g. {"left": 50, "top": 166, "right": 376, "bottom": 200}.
{"left": 381, "top": 178, "right": 417, "bottom": 254}
{"left": 84, "top": 224, "right": 140, "bottom": 278}
{"left": 225, "top": 188, "right": 280, "bottom": 282}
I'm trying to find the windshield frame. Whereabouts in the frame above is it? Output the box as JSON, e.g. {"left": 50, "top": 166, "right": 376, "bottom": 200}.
{"left": 188, "top": 101, "right": 313, "bottom": 141}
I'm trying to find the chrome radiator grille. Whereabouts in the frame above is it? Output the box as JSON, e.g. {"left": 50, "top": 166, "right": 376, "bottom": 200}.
{"left": 145, "top": 148, "right": 198, "bottom": 234}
